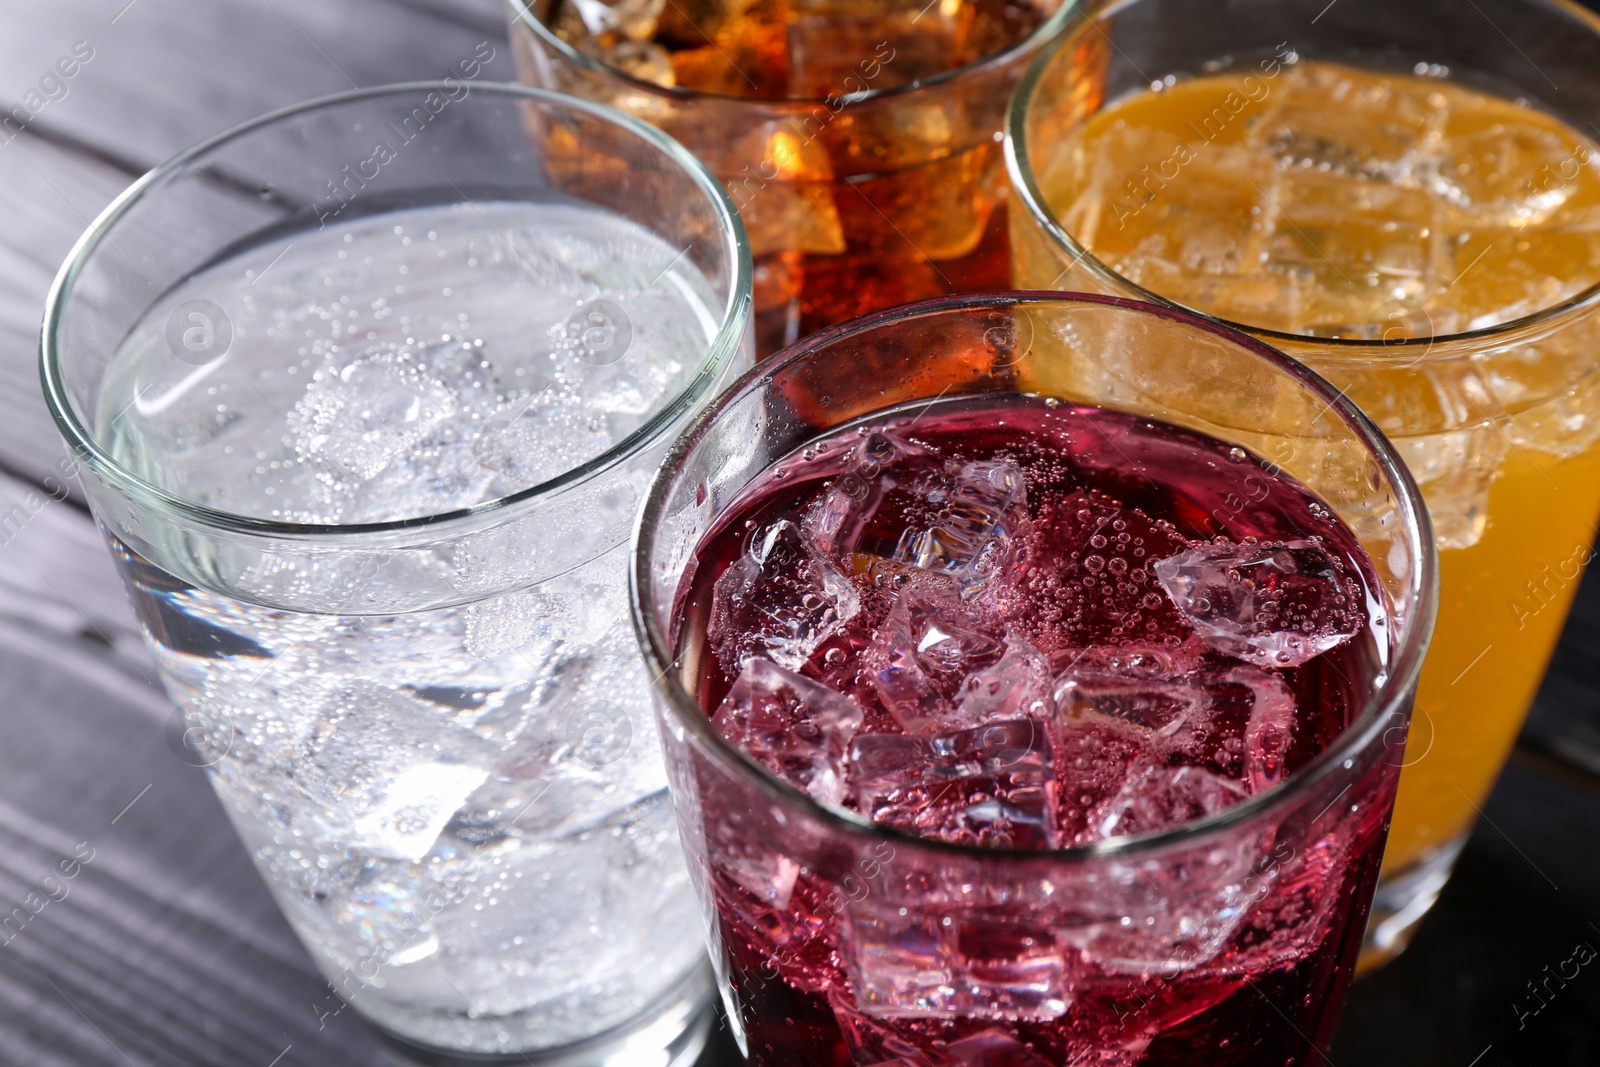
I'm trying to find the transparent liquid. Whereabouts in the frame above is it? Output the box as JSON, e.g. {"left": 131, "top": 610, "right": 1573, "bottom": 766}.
{"left": 100, "top": 201, "right": 719, "bottom": 1053}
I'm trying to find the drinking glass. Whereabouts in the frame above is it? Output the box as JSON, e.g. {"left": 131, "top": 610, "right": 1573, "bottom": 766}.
{"left": 1008, "top": 0, "right": 1600, "bottom": 969}
{"left": 510, "top": 0, "right": 1074, "bottom": 356}
{"left": 632, "top": 293, "right": 1437, "bottom": 1064}
{"left": 41, "top": 82, "right": 751, "bottom": 1064}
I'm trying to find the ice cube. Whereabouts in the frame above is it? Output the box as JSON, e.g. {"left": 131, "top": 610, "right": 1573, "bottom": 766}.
{"left": 826, "top": 988, "right": 936, "bottom": 1065}
{"left": 1433, "top": 123, "right": 1578, "bottom": 227}
{"left": 944, "top": 919, "right": 1071, "bottom": 1023}
{"left": 737, "top": 179, "right": 848, "bottom": 258}
{"left": 1085, "top": 137, "right": 1277, "bottom": 285}
{"left": 803, "top": 428, "right": 936, "bottom": 558}
{"left": 350, "top": 762, "right": 492, "bottom": 863}
{"left": 696, "top": 754, "right": 806, "bottom": 939}
{"left": 260, "top": 848, "right": 467, "bottom": 997}
{"left": 653, "top": 0, "right": 759, "bottom": 43}
{"left": 840, "top": 904, "right": 952, "bottom": 1019}
{"left": 1253, "top": 62, "right": 1448, "bottom": 183}
{"left": 553, "top": 0, "right": 668, "bottom": 42}
{"left": 289, "top": 347, "right": 457, "bottom": 484}
{"left": 463, "top": 589, "right": 577, "bottom": 660}
{"left": 845, "top": 145, "right": 1004, "bottom": 263}
{"left": 1056, "top": 640, "right": 1209, "bottom": 680}
{"left": 1393, "top": 426, "right": 1507, "bottom": 550}
{"left": 852, "top": 719, "right": 1057, "bottom": 849}
{"left": 1056, "top": 833, "right": 1260, "bottom": 975}
{"left": 1053, "top": 656, "right": 1206, "bottom": 738}
{"left": 292, "top": 682, "right": 494, "bottom": 862}
{"left": 1152, "top": 540, "right": 1365, "bottom": 667}
{"left": 474, "top": 384, "right": 608, "bottom": 492}
{"left": 722, "top": 124, "right": 842, "bottom": 256}
{"left": 1089, "top": 764, "right": 1249, "bottom": 840}
{"left": 787, "top": 2, "right": 968, "bottom": 97}
{"left": 437, "top": 791, "right": 698, "bottom": 1017}
{"left": 712, "top": 659, "right": 864, "bottom": 805}
{"left": 1229, "top": 665, "right": 1297, "bottom": 792}
{"left": 1268, "top": 167, "right": 1446, "bottom": 326}
{"left": 458, "top": 625, "right": 670, "bottom": 844}
{"left": 1219, "top": 834, "right": 1346, "bottom": 978}
{"left": 866, "top": 590, "right": 1007, "bottom": 733}
{"left": 945, "top": 1029, "right": 1058, "bottom": 1067}
{"left": 842, "top": 899, "right": 1069, "bottom": 1022}
{"left": 601, "top": 39, "right": 676, "bottom": 86}
{"left": 709, "top": 519, "right": 862, "bottom": 672}
{"left": 1508, "top": 368, "right": 1600, "bottom": 464}
{"left": 708, "top": 821, "right": 801, "bottom": 914}
{"left": 665, "top": 3, "right": 790, "bottom": 99}
{"left": 957, "top": 638, "right": 1055, "bottom": 725}
{"left": 892, "top": 458, "right": 1029, "bottom": 584}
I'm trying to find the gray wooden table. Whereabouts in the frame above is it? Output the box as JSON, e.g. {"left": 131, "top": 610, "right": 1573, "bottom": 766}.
{"left": 0, "top": 3, "right": 1596, "bottom": 1065}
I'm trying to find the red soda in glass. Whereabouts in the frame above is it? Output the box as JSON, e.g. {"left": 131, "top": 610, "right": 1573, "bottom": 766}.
{"left": 631, "top": 295, "right": 1434, "bottom": 1067}
{"left": 674, "top": 395, "right": 1393, "bottom": 1064}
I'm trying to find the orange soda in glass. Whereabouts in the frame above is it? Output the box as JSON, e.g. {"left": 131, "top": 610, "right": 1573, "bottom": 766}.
{"left": 1008, "top": 0, "right": 1600, "bottom": 968}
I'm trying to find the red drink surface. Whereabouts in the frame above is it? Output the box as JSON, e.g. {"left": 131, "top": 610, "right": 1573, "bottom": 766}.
{"left": 672, "top": 394, "right": 1396, "bottom": 1065}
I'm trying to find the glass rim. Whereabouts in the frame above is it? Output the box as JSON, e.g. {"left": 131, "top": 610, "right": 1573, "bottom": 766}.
{"left": 1004, "top": 0, "right": 1600, "bottom": 359}
{"left": 509, "top": 0, "right": 1080, "bottom": 107}
{"left": 39, "top": 80, "right": 754, "bottom": 540}
{"left": 631, "top": 290, "right": 1439, "bottom": 865}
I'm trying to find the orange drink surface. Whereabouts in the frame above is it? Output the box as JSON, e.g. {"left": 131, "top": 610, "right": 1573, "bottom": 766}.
{"left": 1014, "top": 60, "right": 1600, "bottom": 893}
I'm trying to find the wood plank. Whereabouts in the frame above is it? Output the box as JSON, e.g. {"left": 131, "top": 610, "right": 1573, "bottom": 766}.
{"left": 0, "top": 467, "right": 147, "bottom": 660}
{"left": 0, "top": 0, "right": 515, "bottom": 171}
{"left": 388, "top": 0, "right": 511, "bottom": 36}
{"left": 0, "top": 135, "right": 133, "bottom": 491}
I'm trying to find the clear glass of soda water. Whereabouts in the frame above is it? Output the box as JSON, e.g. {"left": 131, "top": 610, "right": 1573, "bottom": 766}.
{"left": 631, "top": 293, "right": 1437, "bottom": 1064}
{"left": 41, "top": 82, "right": 751, "bottom": 1065}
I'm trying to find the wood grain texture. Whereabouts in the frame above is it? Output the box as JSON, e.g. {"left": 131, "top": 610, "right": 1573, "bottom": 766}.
{"left": 0, "top": 134, "right": 132, "bottom": 492}
{"left": 0, "top": 0, "right": 515, "bottom": 170}
{"left": 387, "top": 0, "right": 511, "bottom": 37}
{"left": 0, "top": 469, "right": 145, "bottom": 658}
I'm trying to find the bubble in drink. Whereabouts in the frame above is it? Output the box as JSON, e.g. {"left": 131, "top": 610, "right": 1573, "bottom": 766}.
{"left": 673, "top": 393, "right": 1392, "bottom": 1062}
